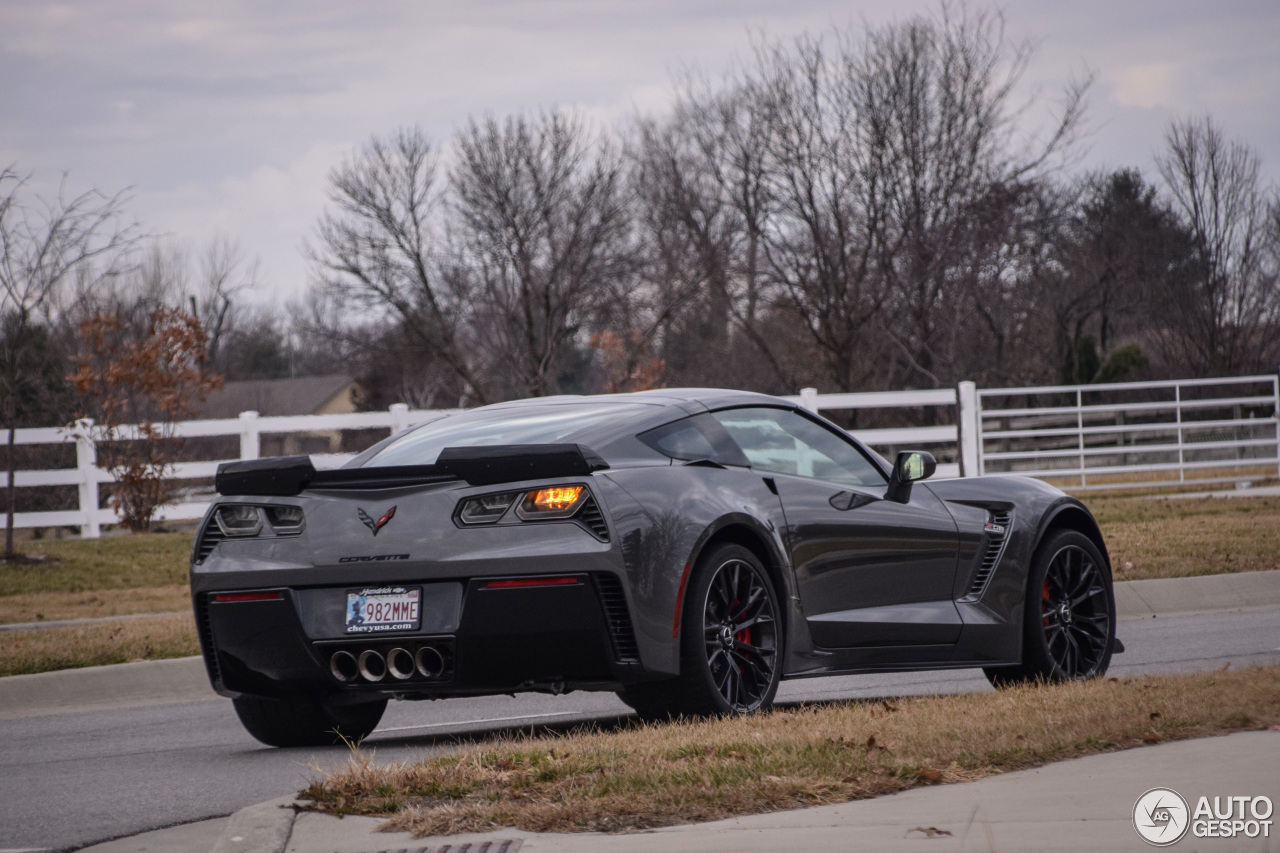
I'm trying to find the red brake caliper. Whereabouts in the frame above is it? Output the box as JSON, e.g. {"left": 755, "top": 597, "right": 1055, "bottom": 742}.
{"left": 1042, "top": 578, "right": 1052, "bottom": 626}
{"left": 733, "top": 599, "right": 751, "bottom": 645}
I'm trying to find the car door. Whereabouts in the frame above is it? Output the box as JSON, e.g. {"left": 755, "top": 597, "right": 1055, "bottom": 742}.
{"left": 711, "top": 407, "right": 961, "bottom": 648}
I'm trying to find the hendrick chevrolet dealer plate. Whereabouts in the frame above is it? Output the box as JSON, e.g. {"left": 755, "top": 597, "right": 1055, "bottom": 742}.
{"left": 345, "top": 586, "right": 421, "bottom": 634}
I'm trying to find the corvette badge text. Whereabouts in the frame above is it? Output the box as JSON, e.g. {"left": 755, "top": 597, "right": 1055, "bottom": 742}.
{"left": 1133, "top": 787, "right": 1273, "bottom": 845}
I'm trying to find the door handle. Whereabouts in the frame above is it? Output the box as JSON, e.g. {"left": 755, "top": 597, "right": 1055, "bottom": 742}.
{"left": 829, "top": 491, "right": 876, "bottom": 511}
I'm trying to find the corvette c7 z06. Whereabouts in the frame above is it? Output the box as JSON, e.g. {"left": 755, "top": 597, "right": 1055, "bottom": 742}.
{"left": 192, "top": 389, "right": 1120, "bottom": 746}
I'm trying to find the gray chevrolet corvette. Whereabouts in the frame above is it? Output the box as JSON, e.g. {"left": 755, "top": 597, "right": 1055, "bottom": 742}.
{"left": 192, "top": 388, "right": 1120, "bottom": 747}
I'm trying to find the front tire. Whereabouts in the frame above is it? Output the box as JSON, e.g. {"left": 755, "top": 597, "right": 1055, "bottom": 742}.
{"left": 232, "top": 694, "right": 387, "bottom": 747}
{"left": 985, "top": 529, "right": 1116, "bottom": 688}
{"left": 620, "top": 543, "right": 782, "bottom": 720}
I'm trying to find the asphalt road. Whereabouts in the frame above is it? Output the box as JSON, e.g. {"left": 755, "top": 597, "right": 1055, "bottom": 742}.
{"left": 3, "top": 607, "right": 1278, "bottom": 853}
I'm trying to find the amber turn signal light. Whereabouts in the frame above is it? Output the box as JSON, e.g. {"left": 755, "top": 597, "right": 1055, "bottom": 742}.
{"left": 518, "top": 485, "right": 586, "bottom": 519}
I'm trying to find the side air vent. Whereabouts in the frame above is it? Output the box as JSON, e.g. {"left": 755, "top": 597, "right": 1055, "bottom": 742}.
{"left": 594, "top": 573, "right": 639, "bottom": 661}
{"left": 965, "top": 510, "right": 1012, "bottom": 599}
{"left": 576, "top": 495, "right": 610, "bottom": 541}
{"left": 195, "top": 594, "right": 221, "bottom": 684}
{"left": 194, "top": 520, "right": 226, "bottom": 564}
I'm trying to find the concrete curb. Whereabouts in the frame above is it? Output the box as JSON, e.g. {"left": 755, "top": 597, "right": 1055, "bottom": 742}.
{"left": 0, "top": 655, "right": 216, "bottom": 721}
{"left": 1114, "top": 569, "right": 1280, "bottom": 620}
{"left": 209, "top": 795, "right": 298, "bottom": 853}
{"left": 224, "top": 732, "right": 1280, "bottom": 853}
{"left": 2, "top": 571, "right": 1278, "bottom": 723}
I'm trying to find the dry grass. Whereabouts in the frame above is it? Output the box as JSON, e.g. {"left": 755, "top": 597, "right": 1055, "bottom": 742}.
{"left": 0, "top": 584, "right": 190, "bottom": 625}
{"left": 0, "top": 613, "right": 199, "bottom": 677}
{"left": 302, "top": 666, "right": 1280, "bottom": 836}
{"left": 1088, "top": 496, "right": 1280, "bottom": 581}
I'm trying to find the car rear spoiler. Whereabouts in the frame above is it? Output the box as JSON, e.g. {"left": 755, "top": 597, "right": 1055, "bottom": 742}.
{"left": 214, "top": 444, "right": 611, "bottom": 496}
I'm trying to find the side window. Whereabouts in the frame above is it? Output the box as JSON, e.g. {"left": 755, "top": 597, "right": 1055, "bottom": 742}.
{"left": 638, "top": 414, "right": 750, "bottom": 467}
{"left": 711, "top": 408, "right": 886, "bottom": 487}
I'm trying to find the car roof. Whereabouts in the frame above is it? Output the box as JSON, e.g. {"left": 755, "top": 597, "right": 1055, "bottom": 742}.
{"left": 348, "top": 388, "right": 801, "bottom": 469}
{"left": 478, "top": 387, "right": 791, "bottom": 413}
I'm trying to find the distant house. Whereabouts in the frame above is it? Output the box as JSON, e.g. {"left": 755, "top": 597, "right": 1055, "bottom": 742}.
{"left": 196, "top": 374, "right": 361, "bottom": 419}
{"left": 195, "top": 375, "right": 365, "bottom": 454}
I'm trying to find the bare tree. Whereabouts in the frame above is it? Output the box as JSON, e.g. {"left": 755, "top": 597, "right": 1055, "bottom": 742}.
{"left": 852, "top": 6, "right": 1089, "bottom": 389}
{"left": 308, "top": 128, "right": 489, "bottom": 404}
{"left": 191, "top": 236, "right": 259, "bottom": 365}
{"left": 0, "top": 167, "right": 138, "bottom": 558}
{"left": 630, "top": 79, "right": 789, "bottom": 390}
{"left": 448, "top": 112, "right": 634, "bottom": 398}
{"left": 747, "top": 31, "right": 894, "bottom": 393}
{"left": 1155, "top": 116, "right": 1280, "bottom": 375}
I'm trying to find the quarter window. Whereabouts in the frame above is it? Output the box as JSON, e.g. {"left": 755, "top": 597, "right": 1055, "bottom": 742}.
{"left": 711, "top": 408, "right": 886, "bottom": 487}
{"left": 638, "top": 414, "right": 750, "bottom": 467}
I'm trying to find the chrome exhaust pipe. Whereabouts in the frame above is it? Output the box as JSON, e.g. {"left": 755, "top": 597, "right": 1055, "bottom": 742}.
{"left": 329, "top": 650, "right": 358, "bottom": 683}
{"left": 415, "top": 646, "right": 445, "bottom": 679}
{"left": 357, "top": 649, "right": 387, "bottom": 682}
{"left": 386, "top": 647, "right": 415, "bottom": 680}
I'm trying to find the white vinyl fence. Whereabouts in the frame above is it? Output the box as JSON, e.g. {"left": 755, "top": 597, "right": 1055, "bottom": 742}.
{"left": 5, "top": 374, "right": 1279, "bottom": 537}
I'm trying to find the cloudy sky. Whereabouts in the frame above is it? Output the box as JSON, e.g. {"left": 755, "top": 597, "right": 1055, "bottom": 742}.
{"left": 3, "top": 1, "right": 1277, "bottom": 304}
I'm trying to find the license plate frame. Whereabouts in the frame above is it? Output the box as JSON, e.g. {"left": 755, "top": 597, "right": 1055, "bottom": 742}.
{"left": 344, "top": 586, "right": 422, "bottom": 634}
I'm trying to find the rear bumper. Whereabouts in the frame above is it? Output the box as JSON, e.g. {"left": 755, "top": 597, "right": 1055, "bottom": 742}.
{"left": 195, "top": 573, "right": 647, "bottom": 701}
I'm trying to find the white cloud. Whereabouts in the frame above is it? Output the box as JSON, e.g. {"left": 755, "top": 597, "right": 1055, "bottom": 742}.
{"left": 1110, "top": 63, "right": 1178, "bottom": 109}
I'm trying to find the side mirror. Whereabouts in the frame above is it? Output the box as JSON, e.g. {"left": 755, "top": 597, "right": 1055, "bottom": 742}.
{"left": 886, "top": 450, "right": 937, "bottom": 503}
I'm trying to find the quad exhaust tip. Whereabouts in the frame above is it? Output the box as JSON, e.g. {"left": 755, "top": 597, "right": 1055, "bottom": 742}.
{"left": 415, "top": 646, "right": 445, "bottom": 679}
{"left": 331, "top": 645, "right": 447, "bottom": 682}
{"left": 329, "top": 650, "right": 358, "bottom": 683}
{"left": 357, "top": 649, "right": 387, "bottom": 682}
{"left": 386, "top": 647, "right": 415, "bottom": 680}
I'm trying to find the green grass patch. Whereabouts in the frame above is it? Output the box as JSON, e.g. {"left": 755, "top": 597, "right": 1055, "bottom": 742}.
{"left": 0, "top": 532, "right": 193, "bottom": 596}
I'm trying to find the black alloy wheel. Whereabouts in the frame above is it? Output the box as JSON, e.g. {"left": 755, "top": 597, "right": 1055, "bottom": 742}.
{"left": 985, "top": 528, "right": 1116, "bottom": 688}
{"left": 617, "top": 542, "right": 783, "bottom": 719}
{"left": 700, "top": 554, "right": 780, "bottom": 712}
{"left": 1040, "top": 540, "right": 1112, "bottom": 678}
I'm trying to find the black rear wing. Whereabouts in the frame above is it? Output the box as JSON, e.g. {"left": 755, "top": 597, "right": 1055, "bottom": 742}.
{"left": 214, "top": 444, "right": 610, "bottom": 496}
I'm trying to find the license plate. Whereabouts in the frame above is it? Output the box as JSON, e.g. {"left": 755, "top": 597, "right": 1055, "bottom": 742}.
{"left": 345, "top": 586, "right": 421, "bottom": 634}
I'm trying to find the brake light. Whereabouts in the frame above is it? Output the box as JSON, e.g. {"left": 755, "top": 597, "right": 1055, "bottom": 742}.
{"left": 484, "top": 577, "right": 580, "bottom": 589}
{"left": 213, "top": 591, "right": 283, "bottom": 603}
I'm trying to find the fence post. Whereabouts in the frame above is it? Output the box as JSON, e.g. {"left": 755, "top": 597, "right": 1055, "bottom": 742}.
{"left": 74, "top": 419, "right": 101, "bottom": 539}
{"left": 1274, "top": 366, "right": 1280, "bottom": 480}
{"left": 239, "top": 411, "right": 260, "bottom": 461}
{"left": 389, "top": 403, "right": 410, "bottom": 436}
{"left": 957, "top": 381, "right": 979, "bottom": 478}
{"left": 798, "top": 387, "right": 819, "bottom": 414}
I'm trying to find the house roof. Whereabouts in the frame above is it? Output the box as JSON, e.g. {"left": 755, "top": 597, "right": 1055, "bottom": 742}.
{"left": 195, "top": 374, "right": 358, "bottom": 419}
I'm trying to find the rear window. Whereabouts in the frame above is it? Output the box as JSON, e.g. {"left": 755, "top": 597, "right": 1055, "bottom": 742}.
{"left": 365, "top": 404, "right": 648, "bottom": 467}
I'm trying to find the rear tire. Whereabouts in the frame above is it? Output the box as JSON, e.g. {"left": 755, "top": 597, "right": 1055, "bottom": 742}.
{"left": 985, "top": 529, "right": 1116, "bottom": 688}
{"left": 232, "top": 694, "right": 387, "bottom": 747}
{"left": 620, "top": 543, "right": 782, "bottom": 720}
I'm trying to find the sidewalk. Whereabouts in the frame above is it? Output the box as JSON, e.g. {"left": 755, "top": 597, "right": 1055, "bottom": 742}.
{"left": 80, "top": 730, "right": 1280, "bottom": 853}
